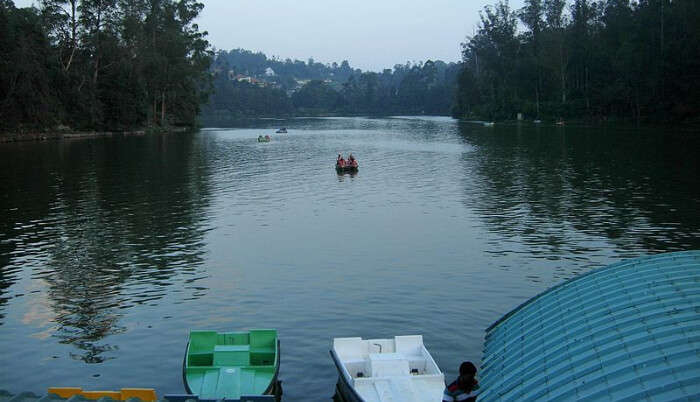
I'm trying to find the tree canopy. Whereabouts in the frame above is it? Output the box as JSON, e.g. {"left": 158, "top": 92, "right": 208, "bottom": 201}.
{"left": 0, "top": 0, "right": 212, "bottom": 133}
{"left": 453, "top": 0, "right": 700, "bottom": 123}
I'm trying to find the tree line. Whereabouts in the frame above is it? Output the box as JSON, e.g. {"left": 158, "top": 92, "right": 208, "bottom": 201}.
{"left": 4, "top": 0, "right": 697, "bottom": 130}
{"left": 200, "top": 52, "right": 461, "bottom": 124}
{"left": 0, "top": 0, "right": 212, "bottom": 133}
{"left": 327, "top": 60, "right": 460, "bottom": 116}
{"left": 453, "top": 0, "right": 700, "bottom": 123}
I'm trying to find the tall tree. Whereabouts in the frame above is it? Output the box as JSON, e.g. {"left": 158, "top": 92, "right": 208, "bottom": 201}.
{"left": 519, "top": 0, "right": 545, "bottom": 116}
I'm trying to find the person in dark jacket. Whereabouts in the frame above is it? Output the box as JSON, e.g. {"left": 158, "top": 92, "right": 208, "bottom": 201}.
{"left": 443, "top": 361, "right": 479, "bottom": 402}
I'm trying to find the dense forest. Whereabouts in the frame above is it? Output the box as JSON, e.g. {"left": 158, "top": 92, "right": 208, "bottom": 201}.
{"left": 0, "top": 0, "right": 211, "bottom": 133}
{"left": 201, "top": 49, "right": 461, "bottom": 124}
{"left": 453, "top": 0, "right": 700, "bottom": 123}
{"left": 3, "top": 0, "right": 699, "bottom": 132}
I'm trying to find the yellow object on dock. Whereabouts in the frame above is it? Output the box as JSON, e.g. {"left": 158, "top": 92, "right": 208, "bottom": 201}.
{"left": 47, "top": 388, "right": 157, "bottom": 401}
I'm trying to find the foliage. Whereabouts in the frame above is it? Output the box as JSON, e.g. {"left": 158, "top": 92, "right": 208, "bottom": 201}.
{"left": 202, "top": 50, "right": 462, "bottom": 119}
{"left": 0, "top": 0, "right": 212, "bottom": 133}
{"left": 453, "top": 0, "right": 700, "bottom": 123}
{"left": 199, "top": 71, "right": 293, "bottom": 124}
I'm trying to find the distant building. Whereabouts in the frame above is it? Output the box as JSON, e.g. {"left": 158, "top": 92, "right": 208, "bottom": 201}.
{"left": 265, "top": 67, "right": 276, "bottom": 77}
{"left": 226, "top": 72, "right": 269, "bottom": 87}
{"left": 234, "top": 74, "right": 252, "bottom": 83}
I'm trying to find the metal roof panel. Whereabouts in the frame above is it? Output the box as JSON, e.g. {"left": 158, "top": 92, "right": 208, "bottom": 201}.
{"left": 479, "top": 251, "right": 700, "bottom": 402}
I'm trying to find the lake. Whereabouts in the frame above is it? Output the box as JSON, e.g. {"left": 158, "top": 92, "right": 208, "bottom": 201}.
{"left": 1, "top": 116, "right": 698, "bottom": 400}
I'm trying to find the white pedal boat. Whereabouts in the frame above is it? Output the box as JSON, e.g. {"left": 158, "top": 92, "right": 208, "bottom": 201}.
{"left": 330, "top": 335, "right": 445, "bottom": 402}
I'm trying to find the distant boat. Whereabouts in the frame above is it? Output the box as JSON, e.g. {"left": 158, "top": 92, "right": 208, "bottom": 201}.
{"left": 534, "top": 119, "right": 542, "bottom": 124}
{"left": 258, "top": 135, "right": 271, "bottom": 142}
{"left": 555, "top": 120, "right": 565, "bottom": 126}
{"left": 336, "top": 159, "right": 358, "bottom": 173}
{"left": 483, "top": 121, "right": 495, "bottom": 127}
{"left": 275, "top": 128, "right": 287, "bottom": 133}
{"left": 331, "top": 335, "right": 445, "bottom": 402}
{"left": 183, "top": 329, "right": 280, "bottom": 401}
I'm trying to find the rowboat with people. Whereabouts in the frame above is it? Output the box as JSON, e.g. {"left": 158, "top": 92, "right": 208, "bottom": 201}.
{"left": 336, "top": 153, "right": 358, "bottom": 173}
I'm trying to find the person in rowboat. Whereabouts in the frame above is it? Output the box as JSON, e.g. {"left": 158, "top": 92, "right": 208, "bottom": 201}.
{"left": 337, "top": 153, "right": 345, "bottom": 167}
{"left": 442, "top": 361, "right": 479, "bottom": 402}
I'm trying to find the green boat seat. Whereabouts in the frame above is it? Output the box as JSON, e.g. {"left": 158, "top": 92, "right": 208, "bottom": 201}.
{"left": 248, "top": 330, "right": 276, "bottom": 366}
{"left": 249, "top": 330, "right": 276, "bottom": 354}
{"left": 220, "top": 332, "right": 250, "bottom": 345}
{"left": 188, "top": 331, "right": 217, "bottom": 366}
{"left": 213, "top": 345, "right": 250, "bottom": 366}
{"left": 190, "top": 331, "right": 217, "bottom": 353}
{"left": 215, "top": 345, "right": 250, "bottom": 352}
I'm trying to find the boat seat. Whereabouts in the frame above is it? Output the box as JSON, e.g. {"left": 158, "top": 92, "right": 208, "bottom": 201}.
{"left": 215, "top": 345, "right": 250, "bottom": 352}
{"left": 369, "top": 353, "right": 410, "bottom": 377}
{"left": 394, "top": 335, "right": 423, "bottom": 356}
{"left": 213, "top": 347, "right": 250, "bottom": 366}
{"left": 343, "top": 359, "right": 369, "bottom": 378}
{"left": 221, "top": 332, "right": 249, "bottom": 345}
{"left": 189, "top": 331, "right": 218, "bottom": 354}
{"left": 408, "top": 359, "right": 427, "bottom": 374}
{"left": 333, "top": 337, "right": 366, "bottom": 360}
{"left": 249, "top": 330, "right": 276, "bottom": 350}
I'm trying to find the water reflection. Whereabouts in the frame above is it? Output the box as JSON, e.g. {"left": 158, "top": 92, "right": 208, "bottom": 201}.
{"left": 458, "top": 122, "right": 700, "bottom": 270}
{"left": 336, "top": 171, "right": 358, "bottom": 181}
{"left": 0, "top": 134, "right": 212, "bottom": 362}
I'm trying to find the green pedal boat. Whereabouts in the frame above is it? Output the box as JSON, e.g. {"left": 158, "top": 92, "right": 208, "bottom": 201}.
{"left": 183, "top": 329, "right": 280, "bottom": 401}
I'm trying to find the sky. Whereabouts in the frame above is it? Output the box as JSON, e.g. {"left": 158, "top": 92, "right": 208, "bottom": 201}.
{"left": 14, "top": 0, "right": 526, "bottom": 72}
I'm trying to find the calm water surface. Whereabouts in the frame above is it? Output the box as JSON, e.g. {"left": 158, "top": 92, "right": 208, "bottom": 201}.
{"left": 1, "top": 117, "right": 698, "bottom": 400}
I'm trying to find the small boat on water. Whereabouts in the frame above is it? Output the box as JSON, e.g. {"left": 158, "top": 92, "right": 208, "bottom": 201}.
{"left": 330, "top": 335, "right": 445, "bottom": 402}
{"left": 275, "top": 128, "right": 287, "bottom": 133}
{"left": 483, "top": 121, "right": 495, "bottom": 127}
{"left": 183, "top": 329, "right": 280, "bottom": 401}
{"left": 258, "top": 135, "right": 271, "bottom": 142}
{"left": 336, "top": 160, "right": 358, "bottom": 173}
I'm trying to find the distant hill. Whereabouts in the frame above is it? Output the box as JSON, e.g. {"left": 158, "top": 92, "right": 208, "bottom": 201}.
{"left": 212, "top": 49, "right": 360, "bottom": 92}
{"left": 201, "top": 48, "right": 462, "bottom": 124}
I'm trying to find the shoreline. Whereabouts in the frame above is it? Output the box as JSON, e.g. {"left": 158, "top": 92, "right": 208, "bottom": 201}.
{"left": 0, "top": 127, "right": 190, "bottom": 144}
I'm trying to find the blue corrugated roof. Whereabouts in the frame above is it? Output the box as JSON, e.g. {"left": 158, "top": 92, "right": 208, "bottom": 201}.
{"left": 478, "top": 250, "right": 700, "bottom": 401}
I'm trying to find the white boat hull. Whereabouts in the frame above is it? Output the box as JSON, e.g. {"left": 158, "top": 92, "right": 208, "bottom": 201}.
{"left": 331, "top": 335, "right": 445, "bottom": 402}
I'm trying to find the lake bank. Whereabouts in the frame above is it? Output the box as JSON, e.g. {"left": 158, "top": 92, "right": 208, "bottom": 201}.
{"left": 458, "top": 117, "right": 700, "bottom": 135}
{"left": 0, "top": 127, "right": 192, "bottom": 143}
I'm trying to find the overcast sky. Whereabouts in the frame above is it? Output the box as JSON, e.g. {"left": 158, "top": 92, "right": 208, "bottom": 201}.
{"left": 14, "top": 0, "right": 526, "bottom": 71}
